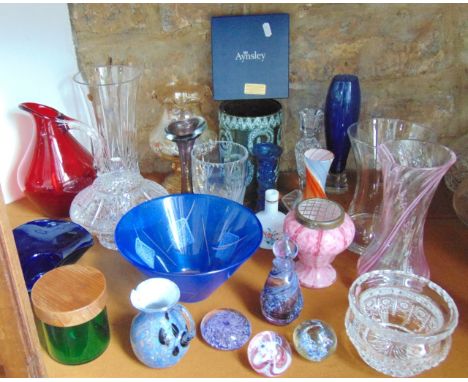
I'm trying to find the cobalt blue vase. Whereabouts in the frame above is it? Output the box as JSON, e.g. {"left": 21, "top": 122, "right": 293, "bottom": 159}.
{"left": 253, "top": 143, "right": 283, "bottom": 211}
{"left": 324, "top": 74, "right": 361, "bottom": 194}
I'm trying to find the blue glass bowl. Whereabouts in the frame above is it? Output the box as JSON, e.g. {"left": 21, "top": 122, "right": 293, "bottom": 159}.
{"left": 115, "top": 194, "right": 262, "bottom": 302}
{"left": 13, "top": 219, "right": 94, "bottom": 292}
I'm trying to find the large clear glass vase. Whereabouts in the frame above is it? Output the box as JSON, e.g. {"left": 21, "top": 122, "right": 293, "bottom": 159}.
{"left": 70, "top": 65, "right": 168, "bottom": 250}
{"left": 357, "top": 140, "right": 456, "bottom": 278}
{"left": 347, "top": 119, "right": 438, "bottom": 255}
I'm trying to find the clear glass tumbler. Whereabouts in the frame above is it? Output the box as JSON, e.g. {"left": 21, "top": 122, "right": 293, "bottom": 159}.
{"left": 191, "top": 141, "right": 248, "bottom": 204}
{"left": 345, "top": 270, "right": 459, "bottom": 377}
{"left": 347, "top": 118, "right": 437, "bottom": 255}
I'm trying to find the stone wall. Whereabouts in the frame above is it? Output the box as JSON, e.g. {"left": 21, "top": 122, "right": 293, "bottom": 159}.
{"left": 68, "top": 3, "right": 468, "bottom": 173}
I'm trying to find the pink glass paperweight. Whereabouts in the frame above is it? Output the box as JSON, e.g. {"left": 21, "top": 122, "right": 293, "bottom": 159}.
{"left": 284, "top": 198, "right": 354, "bottom": 288}
{"left": 247, "top": 331, "right": 292, "bottom": 377}
{"left": 200, "top": 308, "right": 251, "bottom": 351}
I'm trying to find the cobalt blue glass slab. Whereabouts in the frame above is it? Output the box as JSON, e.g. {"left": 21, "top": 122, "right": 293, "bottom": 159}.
{"left": 13, "top": 219, "right": 94, "bottom": 291}
{"left": 115, "top": 194, "right": 263, "bottom": 302}
{"left": 201, "top": 308, "right": 251, "bottom": 351}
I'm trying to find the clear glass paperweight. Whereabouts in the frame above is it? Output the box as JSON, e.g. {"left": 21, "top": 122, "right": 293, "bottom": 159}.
{"left": 293, "top": 320, "right": 337, "bottom": 362}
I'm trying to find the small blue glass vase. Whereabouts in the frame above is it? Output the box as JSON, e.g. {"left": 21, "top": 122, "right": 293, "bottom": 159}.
{"left": 253, "top": 143, "right": 283, "bottom": 211}
{"left": 260, "top": 237, "right": 303, "bottom": 326}
{"left": 324, "top": 74, "right": 361, "bottom": 193}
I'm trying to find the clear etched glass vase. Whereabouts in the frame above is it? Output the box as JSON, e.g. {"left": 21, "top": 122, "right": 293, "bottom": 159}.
{"left": 70, "top": 65, "right": 168, "bottom": 250}
{"left": 357, "top": 140, "right": 456, "bottom": 278}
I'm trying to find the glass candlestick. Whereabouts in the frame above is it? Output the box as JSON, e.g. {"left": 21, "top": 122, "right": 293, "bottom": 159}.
{"left": 165, "top": 117, "right": 206, "bottom": 193}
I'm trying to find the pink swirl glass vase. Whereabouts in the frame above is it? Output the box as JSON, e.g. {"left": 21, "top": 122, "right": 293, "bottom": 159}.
{"left": 358, "top": 140, "right": 456, "bottom": 278}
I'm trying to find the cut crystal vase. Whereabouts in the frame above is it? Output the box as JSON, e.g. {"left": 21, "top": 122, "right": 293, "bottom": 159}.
{"left": 295, "top": 108, "right": 324, "bottom": 190}
{"left": 70, "top": 65, "right": 168, "bottom": 250}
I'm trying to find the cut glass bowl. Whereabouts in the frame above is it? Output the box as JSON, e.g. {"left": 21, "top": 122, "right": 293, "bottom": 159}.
{"left": 115, "top": 194, "right": 262, "bottom": 302}
{"left": 345, "top": 270, "right": 458, "bottom": 377}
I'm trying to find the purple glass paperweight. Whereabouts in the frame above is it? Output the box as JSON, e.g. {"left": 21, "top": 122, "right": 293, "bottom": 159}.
{"left": 247, "top": 331, "right": 292, "bottom": 377}
{"left": 200, "top": 308, "right": 251, "bottom": 351}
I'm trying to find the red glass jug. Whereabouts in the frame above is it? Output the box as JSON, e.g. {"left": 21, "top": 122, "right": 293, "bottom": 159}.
{"left": 19, "top": 103, "right": 96, "bottom": 217}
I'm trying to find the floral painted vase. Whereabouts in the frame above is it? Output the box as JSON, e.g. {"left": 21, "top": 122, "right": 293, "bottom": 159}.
{"left": 255, "top": 189, "right": 286, "bottom": 250}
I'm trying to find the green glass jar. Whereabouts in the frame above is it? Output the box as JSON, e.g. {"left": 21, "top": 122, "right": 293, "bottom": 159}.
{"left": 31, "top": 264, "right": 110, "bottom": 365}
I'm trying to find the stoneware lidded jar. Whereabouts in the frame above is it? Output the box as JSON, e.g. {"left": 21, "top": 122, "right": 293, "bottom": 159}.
{"left": 31, "top": 264, "right": 110, "bottom": 365}
{"left": 284, "top": 198, "right": 355, "bottom": 288}
{"left": 130, "top": 278, "right": 196, "bottom": 368}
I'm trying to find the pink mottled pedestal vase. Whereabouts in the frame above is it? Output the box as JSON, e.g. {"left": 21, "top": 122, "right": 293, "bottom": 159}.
{"left": 284, "top": 199, "right": 355, "bottom": 288}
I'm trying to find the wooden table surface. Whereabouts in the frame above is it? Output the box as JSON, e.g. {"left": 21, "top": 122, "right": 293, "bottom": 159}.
{"left": 6, "top": 177, "right": 468, "bottom": 378}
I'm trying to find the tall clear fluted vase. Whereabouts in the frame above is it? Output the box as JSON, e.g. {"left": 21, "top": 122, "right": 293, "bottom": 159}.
{"left": 70, "top": 65, "right": 168, "bottom": 250}
{"left": 357, "top": 140, "right": 456, "bottom": 278}
{"left": 347, "top": 119, "right": 438, "bottom": 255}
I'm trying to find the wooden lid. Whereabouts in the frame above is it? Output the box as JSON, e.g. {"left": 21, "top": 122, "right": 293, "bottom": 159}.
{"left": 31, "top": 264, "right": 107, "bottom": 327}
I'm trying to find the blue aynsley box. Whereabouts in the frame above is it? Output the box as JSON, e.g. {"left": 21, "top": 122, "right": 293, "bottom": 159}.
{"left": 211, "top": 13, "right": 289, "bottom": 100}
